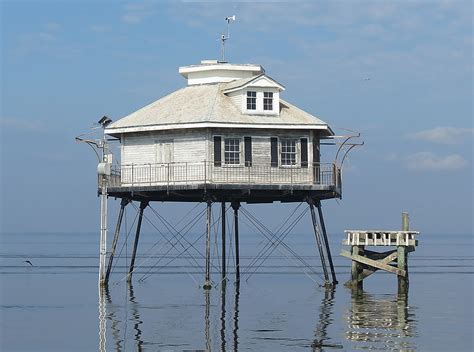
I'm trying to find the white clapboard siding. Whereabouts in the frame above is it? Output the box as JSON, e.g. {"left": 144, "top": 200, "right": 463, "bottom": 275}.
{"left": 122, "top": 130, "right": 207, "bottom": 166}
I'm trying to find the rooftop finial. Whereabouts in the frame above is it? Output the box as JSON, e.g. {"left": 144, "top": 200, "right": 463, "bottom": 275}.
{"left": 220, "top": 15, "right": 236, "bottom": 63}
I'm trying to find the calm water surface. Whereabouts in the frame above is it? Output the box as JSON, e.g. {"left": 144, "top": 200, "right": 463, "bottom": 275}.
{"left": 1, "top": 232, "right": 473, "bottom": 351}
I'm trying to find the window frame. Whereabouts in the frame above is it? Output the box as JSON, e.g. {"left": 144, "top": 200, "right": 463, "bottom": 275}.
{"left": 246, "top": 91, "right": 257, "bottom": 110}
{"left": 279, "top": 138, "right": 299, "bottom": 167}
{"left": 223, "top": 137, "right": 242, "bottom": 166}
{"left": 263, "top": 92, "right": 273, "bottom": 111}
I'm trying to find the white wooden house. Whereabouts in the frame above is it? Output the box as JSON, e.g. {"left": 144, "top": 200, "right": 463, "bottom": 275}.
{"left": 105, "top": 60, "right": 341, "bottom": 202}
{"left": 97, "top": 59, "right": 344, "bottom": 287}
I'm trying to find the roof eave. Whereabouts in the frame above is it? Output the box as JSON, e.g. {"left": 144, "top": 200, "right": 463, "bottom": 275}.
{"left": 105, "top": 122, "right": 332, "bottom": 136}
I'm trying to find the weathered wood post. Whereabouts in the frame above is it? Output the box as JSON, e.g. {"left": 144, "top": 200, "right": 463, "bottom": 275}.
{"left": 203, "top": 200, "right": 212, "bottom": 289}
{"left": 128, "top": 200, "right": 148, "bottom": 282}
{"left": 351, "top": 244, "right": 364, "bottom": 290}
{"left": 398, "top": 212, "right": 409, "bottom": 294}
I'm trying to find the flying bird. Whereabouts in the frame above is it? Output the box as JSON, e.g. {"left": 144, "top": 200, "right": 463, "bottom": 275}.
{"left": 24, "top": 260, "right": 33, "bottom": 266}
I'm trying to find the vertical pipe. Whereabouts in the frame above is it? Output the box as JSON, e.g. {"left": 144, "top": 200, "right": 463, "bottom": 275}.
{"left": 204, "top": 201, "right": 212, "bottom": 289}
{"left": 221, "top": 201, "right": 226, "bottom": 281}
{"left": 398, "top": 212, "right": 409, "bottom": 294}
{"left": 105, "top": 198, "right": 129, "bottom": 284}
{"left": 231, "top": 201, "right": 241, "bottom": 282}
{"left": 309, "top": 202, "right": 330, "bottom": 285}
{"left": 99, "top": 175, "right": 108, "bottom": 286}
{"left": 316, "top": 202, "right": 338, "bottom": 284}
{"left": 128, "top": 200, "right": 148, "bottom": 282}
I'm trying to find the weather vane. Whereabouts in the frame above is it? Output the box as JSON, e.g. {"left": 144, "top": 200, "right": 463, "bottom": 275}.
{"left": 220, "top": 15, "right": 236, "bottom": 62}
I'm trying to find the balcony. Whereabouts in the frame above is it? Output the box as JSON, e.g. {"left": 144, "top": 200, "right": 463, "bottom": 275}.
{"left": 107, "top": 162, "right": 342, "bottom": 202}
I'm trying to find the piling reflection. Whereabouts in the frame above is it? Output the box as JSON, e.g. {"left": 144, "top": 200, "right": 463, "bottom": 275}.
{"left": 311, "top": 288, "right": 343, "bottom": 350}
{"left": 220, "top": 281, "right": 227, "bottom": 351}
{"left": 128, "top": 283, "right": 144, "bottom": 351}
{"left": 104, "top": 286, "right": 123, "bottom": 352}
{"left": 98, "top": 286, "right": 107, "bottom": 352}
{"left": 345, "top": 289, "right": 417, "bottom": 350}
{"left": 204, "top": 288, "right": 212, "bottom": 351}
{"left": 232, "top": 282, "right": 240, "bottom": 351}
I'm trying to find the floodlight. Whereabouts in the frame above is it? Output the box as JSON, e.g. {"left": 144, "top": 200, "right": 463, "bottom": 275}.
{"left": 98, "top": 115, "right": 112, "bottom": 127}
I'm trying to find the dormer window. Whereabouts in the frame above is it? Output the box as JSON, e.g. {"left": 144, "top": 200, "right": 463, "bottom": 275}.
{"left": 247, "top": 91, "right": 256, "bottom": 110}
{"left": 264, "top": 92, "right": 273, "bottom": 110}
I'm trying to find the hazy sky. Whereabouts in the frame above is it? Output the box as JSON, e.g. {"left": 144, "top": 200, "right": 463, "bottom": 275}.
{"left": 1, "top": 1, "right": 472, "bottom": 236}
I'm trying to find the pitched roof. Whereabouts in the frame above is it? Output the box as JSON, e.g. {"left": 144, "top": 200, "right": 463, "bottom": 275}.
{"left": 105, "top": 83, "right": 333, "bottom": 135}
{"left": 220, "top": 74, "right": 284, "bottom": 93}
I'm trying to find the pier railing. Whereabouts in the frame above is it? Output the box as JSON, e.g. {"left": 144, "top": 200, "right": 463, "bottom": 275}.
{"left": 109, "top": 161, "right": 341, "bottom": 189}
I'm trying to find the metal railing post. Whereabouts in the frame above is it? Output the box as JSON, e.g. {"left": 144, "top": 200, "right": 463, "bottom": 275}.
{"left": 131, "top": 164, "right": 134, "bottom": 187}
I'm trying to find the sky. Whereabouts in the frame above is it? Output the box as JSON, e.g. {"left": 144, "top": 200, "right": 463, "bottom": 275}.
{"left": 0, "top": 1, "right": 472, "bottom": 237}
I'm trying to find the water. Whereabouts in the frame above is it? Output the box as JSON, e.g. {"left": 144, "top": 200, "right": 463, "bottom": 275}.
{"left": 1, "top": 232, "right": 473, "bottom": 351}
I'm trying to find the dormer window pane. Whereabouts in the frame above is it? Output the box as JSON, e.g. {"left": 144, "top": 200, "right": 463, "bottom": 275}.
{"left": 247, "top": 91, "right": 256, "bottom": 110}
{"left": 264, "top": 92, "right": 273, "bottom": 110}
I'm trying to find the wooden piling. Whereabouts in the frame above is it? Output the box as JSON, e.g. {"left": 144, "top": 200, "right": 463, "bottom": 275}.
{"left": 350, "top": 245, "right": 364, "bottom": 290}
{"left": 398, "top": 212, "right": 409, "bottom": 294}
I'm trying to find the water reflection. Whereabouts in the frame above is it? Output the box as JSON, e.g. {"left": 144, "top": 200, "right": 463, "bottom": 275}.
{"left": 104, "top": 287, "right": 123, "bottom": 352}
{"left": 128, "top": 284, "right": 144, "bottom": 351}
{"left": 203, "top": 281, "right": 240, "bottom": 351}
{"left": 98, "top": 286, "right": 107, "bottom": 352}
{"left": 311, "top": 288, "right": 343, "bottom": 350}
{"left": 232, "top": 282, "right": 240, "bottom": 351}
{"left": 345, "top": 290, "right": 417, "bottom": 350}
{"left": 99, "top": 282, "right": 391, "bottom": 351}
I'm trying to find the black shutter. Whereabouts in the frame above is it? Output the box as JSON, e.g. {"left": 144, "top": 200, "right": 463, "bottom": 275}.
{"left": 270, "top": 137, "right": 278, "bottom": 167}
{"left": 313, "top": 139, "right": 320, "bottom": 164}
{"left": 301, "top": 138, "right": 308, "bottom": 168}
{"left": 244, "top": 137, "right": 252, "bottom": 166}
{"left": 214, "top": 136, "right": 221, "bottom": 166}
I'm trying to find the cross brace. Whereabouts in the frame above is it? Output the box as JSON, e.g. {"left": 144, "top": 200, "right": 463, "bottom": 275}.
{"left": 340, "top": 250, "right": 406, "bottom": 277}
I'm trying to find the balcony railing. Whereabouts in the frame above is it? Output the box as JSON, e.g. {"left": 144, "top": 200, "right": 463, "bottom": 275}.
{"left": 109, "top": 161, "right": 341, "bottom": 189}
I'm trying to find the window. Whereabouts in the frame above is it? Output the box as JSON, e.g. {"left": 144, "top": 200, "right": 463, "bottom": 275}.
{"left": 281, "top": 139, "right": 297, "bottom": 166}
{"left": 263, "top": 92, "right": 273, "bottom": 110}
{"left": 247, "top": 91, "right": 256, "bottom": 110}
{"left": 224, "top": 138, "right": 240, "bottom": 165}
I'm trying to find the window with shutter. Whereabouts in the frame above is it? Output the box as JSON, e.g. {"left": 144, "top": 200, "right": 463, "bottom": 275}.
{"left": 244, "top": 137, "right": 252, "bottom": 166}
{"left": 301, "top": 138, "right": 308, "bottom": 168}
{"left": 214, "top": 136, "right": 221, "bottom": 166}
{"left": 271, "top": 137, "right": 278, "bottom": 167}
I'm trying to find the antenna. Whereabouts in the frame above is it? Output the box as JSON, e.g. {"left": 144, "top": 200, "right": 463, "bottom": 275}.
{"left": 220, "top": 15, "right": 236, "bottom": 62}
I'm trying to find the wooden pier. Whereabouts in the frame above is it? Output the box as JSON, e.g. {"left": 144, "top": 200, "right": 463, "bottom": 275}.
{"left": 341, "top": 213, "right": 419, "bottom": 294}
